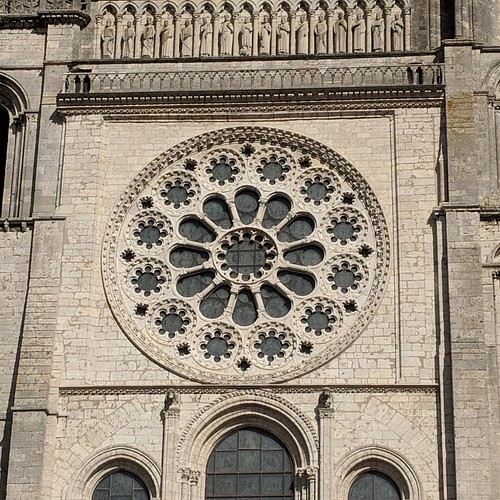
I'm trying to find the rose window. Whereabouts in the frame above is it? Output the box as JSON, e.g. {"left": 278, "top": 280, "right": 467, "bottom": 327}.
{"left": 103, "top": 127, "right": 389, "bottom": 383}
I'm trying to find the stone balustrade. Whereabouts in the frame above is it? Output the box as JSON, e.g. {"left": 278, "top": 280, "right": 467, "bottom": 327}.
{"left": 62, "top": 63, "right": 444, "bottom": 95}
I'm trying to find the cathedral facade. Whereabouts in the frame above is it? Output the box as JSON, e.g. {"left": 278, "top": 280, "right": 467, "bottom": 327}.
{"left": 0, "top": 1, "right": 499, "bottom": 499}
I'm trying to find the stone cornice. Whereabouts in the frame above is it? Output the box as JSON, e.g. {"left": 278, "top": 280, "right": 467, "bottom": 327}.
{"left": 0, "top": 10, "right": 90, "bottom": 28}
{"left": 56, "top": 86, "right": 444, "bottom": 116}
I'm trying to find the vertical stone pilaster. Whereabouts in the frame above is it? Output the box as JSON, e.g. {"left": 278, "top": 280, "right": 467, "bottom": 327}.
{"left": 317, "top": 389, "right": 334, "bottom": 500}
{"left": 5, "top": 219, "right": 64, "bottom": 499}
{"left": 161, "top": 390, "right": 180, "bottom": 500}
{"left": 441, "top": 43, "right": 492, "bottom": 500}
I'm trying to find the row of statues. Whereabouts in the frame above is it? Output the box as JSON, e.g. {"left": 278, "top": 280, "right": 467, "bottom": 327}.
{"left": 100, "top": 8, "right": 408, "bottom": 59}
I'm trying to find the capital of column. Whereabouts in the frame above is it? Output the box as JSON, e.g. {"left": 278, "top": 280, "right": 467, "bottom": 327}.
{"left": 493, "top": 270, "right": 500, "bottom": 280}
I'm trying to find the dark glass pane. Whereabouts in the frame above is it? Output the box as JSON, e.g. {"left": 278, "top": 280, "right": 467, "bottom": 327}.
{"left": 262, "top": 475, "right": 284, "bottom": 495}
{"left": 235, "top": 190, "right": 260, "bottom": 225}
{"left": 349, "top": 473, "right": 373, "bottom": 500}
{"left": 261, "top": 434, "right": 283, "bottom": 451}
{"left": 239, "top": 429, "right": 261, "bottom": 450}
{"left": 239, "top": 450, "right": 260, "bottom": 472}
{"left": 218, "top": 432, "right": 238, "bottom": 450}
{"left": 238, "top": 474, "right": 260, "bottom": 495}
{"left": 261, "top": 285, "right": 291, "bottom": 318}
{"left": 262, "top": 450, "right": 284, "bottom": 472}
{"left": 206, "top": 428, "right": 293, "bottom": 500}
{"left": 283, "top": 245, "right": 324, "bottom": 267}
{"left": 206, "top": 475, "right": 214, "bottom": 496}
{"left": 207, "top": 455, "right": 215, "bottom": 473}
{"left": 132, "top": 491, "right": 149, "bottom": 500}
{"left": 232, "top": 290, "right": 258, "bottom": 326}
{"left": 93, "top": 491, "right": 109, "bottom": 500}
{"left": 374, "top": 472, "right": 401, "bottom": 500}
{"left": 204, "top": 198, "right": 232, "bottom": 229}
{"left": 215, "top": 475, "right": 237, "bottom": 495}
{"left": 215, "top": 451, "right": 238, "bottom": 473}
{"left": 177, "top": 270, "right": 215, "bottom": 297}
{"left": 348, "top": 472, "right": 401, "bottom": 500}
{"left": 200, "top": 285, "right": 231, "bottom": 319}
{"left": 170, "top": 246, "right": 209, "bottom": 268}
{"left": 98, "top": 475, "right": 111, "bottom": 488}
{"left": 179, "top": 218, "right": 216, "bottom": 243}
{"left": 277, "top": 216, "right": 314, "bottom": 243}
{"left": 262, "top": 196, "right": 291, "bottom": 229}
{"left": 110, "top": 472, "right": 133, "bottom": 495}
{"left": 278, "top": 270, "right": 315, "bottom": 296}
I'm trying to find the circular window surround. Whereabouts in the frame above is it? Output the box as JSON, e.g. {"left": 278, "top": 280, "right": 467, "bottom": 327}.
{"left": 102, "top": 126, "right": 390, "bottom": 383}
{"left": 65, "top": 446, "right": 161, "bottom": 500}
{"left": 335, "top": 446, "right": 423, "bottom": 500}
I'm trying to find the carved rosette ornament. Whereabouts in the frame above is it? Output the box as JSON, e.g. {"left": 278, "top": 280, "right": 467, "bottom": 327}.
{"left": 102, "top": 127, "right": 390, "bottom": 383}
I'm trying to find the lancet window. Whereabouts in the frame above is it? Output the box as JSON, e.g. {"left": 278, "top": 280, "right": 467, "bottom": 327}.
{"left": 95, "top": 1, "right": 411, "bottom": 59}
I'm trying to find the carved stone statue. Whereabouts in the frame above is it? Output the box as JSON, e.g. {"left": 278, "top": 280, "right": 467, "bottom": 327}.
{"left": 258, "top": 14, "right": 271, "bottom": 55}
{"left": 239, "top": 15, "right": 252, "bottom": 56}
{"left": 160, "top": 19, "right": 174, "bottom": 57}
{"left": 163, "top": 389, "right": 180, "bottom": 412}
{"left": 200, "top": 16, "right": 213, "bottom": 57}
{"left": 180, "top": 18, "right": 193, "bottom": 57}
{"left": 277, "top": 14, "right": 290, "bottom": 54}
{"left": 122, "top": 20, "right": 135, "bottom": 58}
{"left": 315, "top": 13, "right": 327, "bottom": 54}
{"left": 219, "top": 12, "right": 233, "bottom": 56}
{"left": 334, "top": 11, "right": 347, "bottom": 53}
{"left": 391, "top": 13, "right": 404, "bottom": 51}
{"left": 141, "top": 17, "right": 155, "bottom": 58}
{"left": 372, "top": 13, "right": 384, "bottom": 52}
{"left": 352, "top": 11, "right": 366, "bottom": 52}
{"left": 295, "top": 15, "right": 308, "bottom": 54}
{"left": 101, "top": 19, "right": 115, "bottom": 58}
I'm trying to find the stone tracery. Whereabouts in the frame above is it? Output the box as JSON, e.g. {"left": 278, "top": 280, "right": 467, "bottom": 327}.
{"left": 102, "top": 127, "right": 390, "bottom": 383}
{"left": 96, "top": 0, "right": 411, "bottom": 59}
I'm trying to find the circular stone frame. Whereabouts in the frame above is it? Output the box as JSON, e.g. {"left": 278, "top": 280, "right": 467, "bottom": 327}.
{"left": 102, "top": 127, "right": 390, "bottom": 383}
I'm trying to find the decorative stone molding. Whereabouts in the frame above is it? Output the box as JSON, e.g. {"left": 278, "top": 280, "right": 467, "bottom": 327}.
{"left": 101, "top": 126, "right": 390, "bottom": 383}
{"left": 59, "top": 384, "right": 439, "bottom": 396}
{"left": 176, "top": 389, "right": 319, "bottom": 465}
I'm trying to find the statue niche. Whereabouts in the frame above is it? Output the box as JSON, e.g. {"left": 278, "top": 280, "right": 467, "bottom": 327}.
{"left": 200, "top": 13, "right": 213, "bottom": 57}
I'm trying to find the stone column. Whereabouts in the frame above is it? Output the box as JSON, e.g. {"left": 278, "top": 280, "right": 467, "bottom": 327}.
{"left": 308, "top": 10, "right": 315, "bottom": 55}
{"left": 365, "top": 8, "right": 372, "bottom": 52}
{"left": 134, "top": 14, "right": 142, "bottom": 58}
{"left": 317, "top": 389, "right": 334, "bottom": 500}
{"left": 346, "top": 8, "right": 353, "bottom": 53}
{"left": 193, "top": 13, "right": 201, "bottom": 57}
{"left": 161, "top": 391, "right": 181, "bottom": 500}
{"left": 327, "top": 9, "right": 334, "bottom": 54}
{"left": 252, "top": 12, "right": 259, "bottom": 56}
{"left": 289, "top": 11, "right": 296, "bottom": 55}
{"left": 403, "top": 8, "right": 411, "bottom": 50}
{"left": 384, "top": 8, "right": 392, "bottom": 52}
{"left": 232, "top": 13, "right": 240, "bottom": 57}
{"left": 271, "top": 11, "right": 277, "bottom": 55}
{"left": 212, "top": 13, "right": 220, "bottom": 56}
{"left": 306, "top": 467, "right": 318, "bottom": 500}
{"left": 115, "top": 15, "right": 123, "bottom": 58}
{"left": 154, "top": 14, "right": 162, "bottom": 57}
{"left": 174, "top": 14, "right": 181, "bottom": 57}
{"left": 179, "top": 468, "right": 200, "bottom": 500}
{"left": 455, "top": 0, "right": 473, "bottom": 39}
{"left": 95, "top": 15, "right": 103, "bottom": 58}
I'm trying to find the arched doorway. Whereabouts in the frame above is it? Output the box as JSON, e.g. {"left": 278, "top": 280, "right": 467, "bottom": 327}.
{"left": 205, "top": 427, "right": 293, "bottom": 499}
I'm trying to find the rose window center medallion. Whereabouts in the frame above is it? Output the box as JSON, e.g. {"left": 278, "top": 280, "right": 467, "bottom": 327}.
{"left": 103, "top": 127, "right": 390, "bottom": 383}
